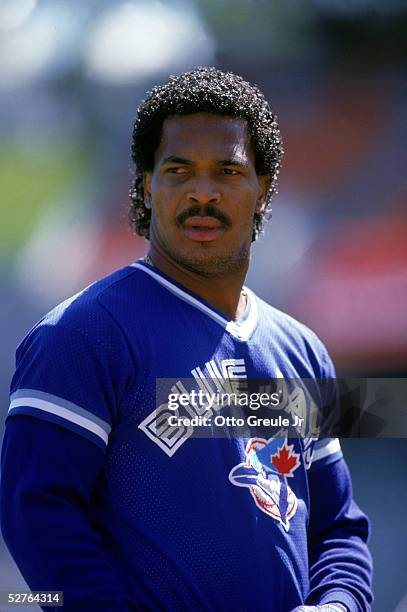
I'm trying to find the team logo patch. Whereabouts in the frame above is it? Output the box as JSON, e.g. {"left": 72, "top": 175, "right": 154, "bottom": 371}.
{"left": 229, "top": 438, "right": 300, "bottom": 531}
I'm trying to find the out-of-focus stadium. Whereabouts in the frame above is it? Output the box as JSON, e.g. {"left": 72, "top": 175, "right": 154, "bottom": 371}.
{"left": 0, "top": 1, "right": 406, "bottom": 610}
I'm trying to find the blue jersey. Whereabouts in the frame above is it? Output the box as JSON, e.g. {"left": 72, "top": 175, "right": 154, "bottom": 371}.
{"left": 2, "top": 260, "right": 372, "bottom": 611}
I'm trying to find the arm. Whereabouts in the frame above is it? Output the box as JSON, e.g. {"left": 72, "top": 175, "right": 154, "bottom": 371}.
{"left": 305, "top": 451, "right": 373, "bottom": 611}
{"left": 1, "top": 307, "right": 137, "bottom": 611}
{"left": 300, "top": 340, "right": 373, "bottom": 610}
{"left": 1, "top": 415, "right": 136, "bottom": 611}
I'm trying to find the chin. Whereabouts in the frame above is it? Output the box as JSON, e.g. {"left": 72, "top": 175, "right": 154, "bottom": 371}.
{"left": 173, "top": 248, "right": 249, "bottom": 278}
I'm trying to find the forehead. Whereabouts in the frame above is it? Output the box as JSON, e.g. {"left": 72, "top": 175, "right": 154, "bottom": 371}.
{"left": 155, "top": 113, "right": 254, "bottom": 163}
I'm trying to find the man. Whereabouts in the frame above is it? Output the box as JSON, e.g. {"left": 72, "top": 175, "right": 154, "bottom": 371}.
{"left": 1, "top": 68, "right": 372, "bottom": 611}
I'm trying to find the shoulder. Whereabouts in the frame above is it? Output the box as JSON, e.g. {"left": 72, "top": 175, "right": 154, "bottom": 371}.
{"left": 16, "top": 265, "right": 145, "bottom": 364}
{"left": 256, "top": 296, "right": 324, "bottom": 348}
{"left": 253, "top": 293, "right": 335, "bottom": 378}
{"left": 10, "top": 266, "right": 145, "bottom": 444}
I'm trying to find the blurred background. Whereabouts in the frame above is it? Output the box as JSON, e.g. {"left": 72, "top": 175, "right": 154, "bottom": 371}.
{"left": 0, "top": 0, "right": 406, "bottom": 610}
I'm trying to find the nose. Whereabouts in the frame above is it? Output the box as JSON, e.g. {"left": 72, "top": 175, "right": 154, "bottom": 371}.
{"left": 186, "top": 176, "right": 221, "bottom": 205}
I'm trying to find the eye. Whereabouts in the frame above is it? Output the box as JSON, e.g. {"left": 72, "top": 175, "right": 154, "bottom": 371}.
{"left": 222, "top": 168, "right": 240, "bottom": 175}
{"left": 166, "top": 167, "right": 188, "bottom": 174}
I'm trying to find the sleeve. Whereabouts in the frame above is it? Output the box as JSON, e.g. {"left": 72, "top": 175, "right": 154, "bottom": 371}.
{"left": 305, "top": 345, "right": 373, "bottom": 611}
{"left": 306, "top": 453, "right": 373, "bottom": 611}
{"left": 1, "top": 319, "right": 136, "bottom": 610}
{"left": 8, "top": 320, "right": 133, "bottom": 450}
{"left": 1, "top": 416, "right": 136, "bottom": 611}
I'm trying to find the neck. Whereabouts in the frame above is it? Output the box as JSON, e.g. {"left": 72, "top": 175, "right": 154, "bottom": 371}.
{"left": 145, "top": 247, "right": 249, "bottom": 321}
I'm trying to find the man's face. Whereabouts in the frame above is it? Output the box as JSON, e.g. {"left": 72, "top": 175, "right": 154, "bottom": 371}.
{"left": 144, "top": 113, "right": 269, "bottom": 278}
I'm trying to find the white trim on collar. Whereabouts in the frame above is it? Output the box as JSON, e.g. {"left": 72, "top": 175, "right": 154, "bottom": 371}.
{"left": 131, "top": 261, "right": 258, "bottom": 341}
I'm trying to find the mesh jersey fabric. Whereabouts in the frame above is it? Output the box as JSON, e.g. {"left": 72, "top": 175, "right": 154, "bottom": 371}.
{"left": 3, "top": 260, "right": 372, "bottom": 611}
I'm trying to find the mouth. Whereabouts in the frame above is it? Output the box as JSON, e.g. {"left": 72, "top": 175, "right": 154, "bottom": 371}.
{"left": 182, "top": 216, "right": 226, "bottom": 242}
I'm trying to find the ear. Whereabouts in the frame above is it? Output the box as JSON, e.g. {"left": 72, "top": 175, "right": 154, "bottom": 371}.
{"left": 143, "top": 172, "right": 152, "bottom": 209}
{"left": 255, "top": 174, "right": 271, "bottom": 214}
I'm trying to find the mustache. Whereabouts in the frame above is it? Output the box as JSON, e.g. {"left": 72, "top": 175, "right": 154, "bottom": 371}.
{"left": 176, "top": 205, "right": 232, "bottom": 228}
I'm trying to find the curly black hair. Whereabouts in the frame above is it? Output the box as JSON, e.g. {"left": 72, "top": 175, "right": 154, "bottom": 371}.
{"left": 129, "top": 67, "right": 283, "bottom": 241}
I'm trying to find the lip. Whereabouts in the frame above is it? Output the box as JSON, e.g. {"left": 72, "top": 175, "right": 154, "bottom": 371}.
{"left": 182, "top": 216, "right": 226, "bottom": 242}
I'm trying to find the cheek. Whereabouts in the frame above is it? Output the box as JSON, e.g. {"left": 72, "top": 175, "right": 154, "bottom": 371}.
{"left": 150, "top": 196, "right": 179, "bottom": 234}
{"left": 151, "top": 180, "right": 181, "bottom": 210}
{"left": 150, "top": 186, "right": 171, "bottom": 212}
{"left": 232, "top": 187, "right": 260, "bottom": 221}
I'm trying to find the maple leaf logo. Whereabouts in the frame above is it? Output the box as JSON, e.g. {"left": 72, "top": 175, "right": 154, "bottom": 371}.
{"left": 271, "top": 441, "right": 300, "bottom": 477}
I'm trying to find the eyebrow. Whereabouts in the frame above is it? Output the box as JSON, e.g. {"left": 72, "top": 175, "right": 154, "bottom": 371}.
{"left": 161, "top": 155, "right": 249, "bottom": 167}
{"left": 219, "top": 157, "right": 249, "bottom": 168}
{"left": 161, "top": 156, "right": 193, "bottom": 165}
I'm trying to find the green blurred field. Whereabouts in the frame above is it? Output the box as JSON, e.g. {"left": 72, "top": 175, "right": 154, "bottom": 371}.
{"left": 0, "top": 145, "right": 86, "bottom": 259}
